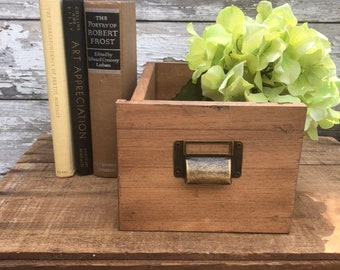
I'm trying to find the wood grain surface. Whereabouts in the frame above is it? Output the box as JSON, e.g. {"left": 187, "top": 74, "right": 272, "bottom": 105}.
{"left": 0, "top": 134, "right": 339, "bottom": 269}
{"left": 116, "top": 62, "right": 307, "bottom": 233}
{"left": 0, "top": 0, "right": 340, "bottom": 178}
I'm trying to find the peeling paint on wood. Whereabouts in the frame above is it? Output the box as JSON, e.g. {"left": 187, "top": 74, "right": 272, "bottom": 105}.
{"left": 0, "top": 0, "right": 39, "bottom": 20}
{"left": 0, "top": 0, "right": 340, "bottom": 179}
{"left": 0, "top": 21, "right": 339, "bottom": 100}
{"left": 1, "top": 0, "right": 340, "bottom": 22}
{"left": 0, "top": 21, "right": 45, "bottom": 99}
{"left": 0, "top": 100, "right": 50, "bottom": 176}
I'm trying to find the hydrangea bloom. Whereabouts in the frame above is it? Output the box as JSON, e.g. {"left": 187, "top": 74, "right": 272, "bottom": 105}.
{"left": 185, "top": 1, "right": 340, "bottom": 140}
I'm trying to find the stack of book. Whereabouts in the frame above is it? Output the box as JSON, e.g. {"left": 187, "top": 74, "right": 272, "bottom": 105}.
{"left": 39, "top": 0, "right": 137, "bottom": 177}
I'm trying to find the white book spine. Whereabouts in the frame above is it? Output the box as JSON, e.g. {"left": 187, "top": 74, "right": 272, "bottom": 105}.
{"left": 39, "top": 0, "right": 75, "bottom": 177}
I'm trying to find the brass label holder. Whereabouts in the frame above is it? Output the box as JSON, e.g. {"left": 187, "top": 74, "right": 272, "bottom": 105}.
{"left": 173, "top": 141, "right": 243, "bottom": 185}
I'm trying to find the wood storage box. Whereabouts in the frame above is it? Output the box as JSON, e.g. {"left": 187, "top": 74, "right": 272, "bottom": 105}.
{"left": 116, "top": 62, "right": 307, "bottom": 233}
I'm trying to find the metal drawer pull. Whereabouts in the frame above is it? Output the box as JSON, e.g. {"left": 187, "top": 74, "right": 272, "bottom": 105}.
{"left": 173, "top": 141, "right": 243, "bottom": 185}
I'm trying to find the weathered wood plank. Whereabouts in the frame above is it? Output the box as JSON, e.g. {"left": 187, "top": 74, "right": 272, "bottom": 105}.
{"left": 0, "top": 20, "right": 45, "bottom": 99}
{"left": 1, "top": 0, "right": 340, "bottom": 22}
{"left": 1, "top": 0, "right": 340, "bottom": 180}
{"left": 0, "top": 259, "right": 339, "bottom": 269}
{"left": 0, "top": 0, "right": 39, "bottom": 20}
{"left": 301, "top": 136, "right": 340, "bottom": 165}
{"left": 0, "top": 100, "right": 50, "bottom": 177}
{"left": 0, "top": 100, "right": 338, "bottom": 181}
{"left": 0, "top": 135, "right": 339, "bottom": 269}
{"left": 0, "top": 19, "right": 340, "bottom": 177}
{"left": 1, "top": 21, "right": 340, "bottom": 99}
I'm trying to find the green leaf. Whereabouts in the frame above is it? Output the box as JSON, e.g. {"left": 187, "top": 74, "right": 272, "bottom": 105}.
{"left": 245, "top": 91, "right": 269, "bottom": 102}
{"left": 216, "top": 6, "right": 245, "bottom": 38}
{"left": 305, "top": 118, "right": 319, "bottom": 141}
{"left": 256, "top": 1, "right": 273, "bottom": 22}
{"left": 218, "top": 62, "right": 254, "bottom": 101}
{"left": 231, "top": 53, "right": 259, "bottom": 75}
{"left": 187, "top": 22, "right": 200, "bottom": 37}
{"left": 222, "top": 75, "right": 253, "bottom": 101}
{"left": 172, "top": 79, "right": 204, "bottom": 101}
{"left": 263, "top": 85, "right": 286, "bottom": 98}
{"left": 287, "top": 72, "right": 314, "bottom": 96}
{"left": 186, "top": 37, "right": 217, "bottom": 82}
{"left": 273, "top": 51, "right": 301, "bottom": 84}
{"left": 287, "top": 24, "right": 317, "bottom": 59}
{"left": 265, "top": 3, "right": 297, "bottom": 30}
{"left": 257, "top": 36, "right": 286, "bottom": 70}
{"left": 300, "top": 51, "right": 336, "bottom": 81}
{"left": 242, "top": 22, "right": 267, "bottom": 54}
{"left": 203, "top": 24, "right": 233, "bottom": 46}
{"left": 318, "top": 110, "right": 339, "bottom": 128}
{"left": 269, "top": 95, "right": 301, "bottom": 103}
{"left": 254, "top": 71, "right": 263, "bottom": 90}
{"left": 201, "top": 65, "right": 226, "bottom": 101}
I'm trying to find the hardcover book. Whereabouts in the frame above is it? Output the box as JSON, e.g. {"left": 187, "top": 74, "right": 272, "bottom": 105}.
{"left": 39, "top": 0, "right": 75, "bottom": 177}
{"left": 62, "top": 0, "right": 93, "bottom": 175}
{"left": 84, "top": 0, "right": 137, "bottom": 177}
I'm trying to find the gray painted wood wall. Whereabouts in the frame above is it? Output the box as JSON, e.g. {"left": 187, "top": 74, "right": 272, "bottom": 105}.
{"left": 1, "top": 0, "right": 340, "bottom": 177}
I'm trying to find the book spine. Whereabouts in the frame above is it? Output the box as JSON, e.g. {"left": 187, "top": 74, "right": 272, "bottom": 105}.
{"left": 84, "top": 1, "right": 137, "bottom": 177}
{"left": 62, "top": 0, "right": 93, "bottom": 175}
{"left": 39, "top": 0, "right": 75, "bottom": 177}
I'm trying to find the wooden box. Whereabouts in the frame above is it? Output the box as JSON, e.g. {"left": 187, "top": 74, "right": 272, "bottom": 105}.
{"left": 116, "top": 62, "right": 307, "bottom": 233}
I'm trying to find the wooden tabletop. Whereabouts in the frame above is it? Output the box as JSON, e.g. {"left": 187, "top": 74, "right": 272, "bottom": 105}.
{"left": 1, "top": 0, "right": 340, "bottom": 178}
{"left": 0, "top": 134, "right": 339, "bottom": 269}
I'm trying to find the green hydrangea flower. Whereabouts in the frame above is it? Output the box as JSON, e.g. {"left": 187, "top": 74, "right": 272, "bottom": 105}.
{"left": 183, "top": 0, "right": 340, "bottom": 140}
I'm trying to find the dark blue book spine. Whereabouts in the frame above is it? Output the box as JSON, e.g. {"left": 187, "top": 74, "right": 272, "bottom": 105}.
{"left": 62, "top": 0, "right": 93, "bottom": 175}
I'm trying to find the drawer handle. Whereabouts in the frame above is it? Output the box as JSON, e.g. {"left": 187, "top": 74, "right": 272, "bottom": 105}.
{"left": 173, "top": 141, "right": 243, "bottom": 185}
